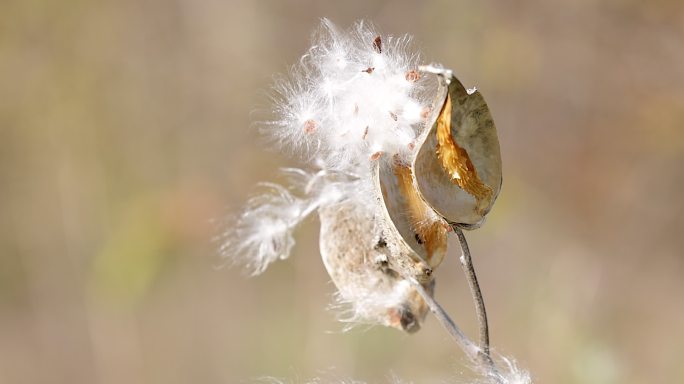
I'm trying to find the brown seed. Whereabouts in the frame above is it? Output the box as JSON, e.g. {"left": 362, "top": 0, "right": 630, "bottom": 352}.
{"left": 303, "top": 119, "right": 317, "bottom": 134}
{"left": 389, "top": 111, "right": 398, "bottom": 121}
{"left": 421, "top": 106, "right": 432, "bottom": 120}
{"left": 373, "top": 36, "right": 382, "bottom": 53}
{"left": 362, "top": 126, "right": 369, "bottom": 140}
{"left": 370, "top": 151, "right": 383, "bottom": 161}
{"left": 362, "top": 67, "right": 375, "bottom": 74}
{"left": 405, "top": 70, "right": 421, "bottom": 82}
{"left": 407, "top": 141, "right": 415, "bottom": 151}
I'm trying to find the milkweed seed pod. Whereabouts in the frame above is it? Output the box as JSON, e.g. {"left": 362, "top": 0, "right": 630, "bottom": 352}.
{"left": 222, "top": 20, "right": 501, "bottom": 332}
{"left": 318, "top": 201, "right": 434, "bottom": 332}
{"left": 413, "top": 67, "right": 502, "bottom": 228}
{"left": 375, "top": 160, "right": 449, "bottom": 282}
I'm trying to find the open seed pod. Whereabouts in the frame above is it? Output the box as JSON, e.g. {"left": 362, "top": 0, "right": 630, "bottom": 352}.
{"left": 318, "top": 201, "right": 434, "bottom": 333}
{"left": 316, "top": 65, "right": 502, "bottom": 332}
{"left": 316, "top": 154, "right": 452, "bottom": 333}
{"left": 412, "top": 68, "right": 502, "bottom": 228}
{"left": 374, "top": 159, "right": 449, "bottom": 282}
{"left": 369, "top": 67, "right": 501, "bottom": 284}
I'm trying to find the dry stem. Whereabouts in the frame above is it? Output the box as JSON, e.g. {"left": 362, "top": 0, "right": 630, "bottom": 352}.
{"left": 410, "top": 226, "right": 500, "bottom": 380}
{"left": 453, "top": 225, "right": 497, "bottom": 373}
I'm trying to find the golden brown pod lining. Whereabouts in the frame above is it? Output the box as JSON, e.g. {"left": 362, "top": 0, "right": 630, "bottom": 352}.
{"left": 412, "top": 70, "right": 502, "bottom": 228}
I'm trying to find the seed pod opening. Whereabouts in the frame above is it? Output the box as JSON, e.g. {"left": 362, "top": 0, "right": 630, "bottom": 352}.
{"left": 412, "top": 71, "right": 502, "bottom": 228}
{"left": 377, "top": 160, "right": 448, "bottom": 272}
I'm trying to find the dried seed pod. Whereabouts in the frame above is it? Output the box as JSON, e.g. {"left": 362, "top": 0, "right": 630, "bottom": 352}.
{"left": 318, "top": 201, "right": 433, "bottom": 333}
{"left": 412, "top": 68, "right": 502, "bottom": 228}
{"left": 368, "top": 68, "right": 501, "bottom": 284}
{"left": 376, "top": 161, "right": 448, "bottom": 276}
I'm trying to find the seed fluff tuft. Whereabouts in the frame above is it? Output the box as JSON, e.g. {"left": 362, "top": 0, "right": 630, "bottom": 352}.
{"left": 260, "top": 18, "right": 432, "bottom": 171}
{"left": 218, "top": 181, "right": 310, "bottom": 276}
{"left": 222, "top": 19, "right": 435, "bottom": 289}
{"left": 471, "top": 354, "right": 532, "bottom": 384}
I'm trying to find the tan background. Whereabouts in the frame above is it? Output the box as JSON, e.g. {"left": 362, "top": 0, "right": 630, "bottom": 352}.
{"left": 1, "top": 0, "right": 683, "bottom": 383}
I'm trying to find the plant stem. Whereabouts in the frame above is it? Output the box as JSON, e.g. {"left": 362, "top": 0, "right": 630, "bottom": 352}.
{"left": 411, "top": 225, "right": 502, "bottom": 380}
{"left": 453, "top": 225, "right": 498, "bottom": 373}
{"left": 409, "top": 279, "right": 480, "bottom": 361}
{"left": 410, "top": 276, "right": 501, "bottom": 382}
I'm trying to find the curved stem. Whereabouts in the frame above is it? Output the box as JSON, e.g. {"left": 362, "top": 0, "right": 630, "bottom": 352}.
{"left": 453, "top": 225, "right": 497, "bottom": 371}
{"left": 410, "top": 276, "right": 501, "bottom": 382}
{"left": 409, "top": 279, "right": 480, "bottom": 361}
{"left": 453, "top": 227, "right": 490, "bottom": 352}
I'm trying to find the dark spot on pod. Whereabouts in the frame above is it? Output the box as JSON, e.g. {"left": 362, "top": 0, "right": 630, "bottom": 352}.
{"left": 382, "top": 265, "right": 399, "bottom": 278}
{"left": 400, "top": 309, "right": 419, "bottom": 333}
{"left": 414, "top": 233, "right": 424, "bottom": 244}
{"left": 375, "top": 236, "right": 387, "bottom": 249}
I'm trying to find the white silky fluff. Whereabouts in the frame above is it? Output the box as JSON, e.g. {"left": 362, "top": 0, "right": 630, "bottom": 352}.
{"left": 331, "top": 275, "right": 415, "bottom": 331}
{"left": 219, "top": 182, "right": 307, "bottom": 276}
{"left": 220, "top": 167, "right": 362, "bottom": 276}
{"left": 222, "top": 19, "right": 433, "bottom": 276}
{"left": 263, "top": 18, "right": 430, "bottom": 170}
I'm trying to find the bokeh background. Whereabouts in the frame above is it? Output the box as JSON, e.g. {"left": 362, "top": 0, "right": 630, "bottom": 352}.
{"left": 1, "top": 0, "right": 683, "bottom": 383}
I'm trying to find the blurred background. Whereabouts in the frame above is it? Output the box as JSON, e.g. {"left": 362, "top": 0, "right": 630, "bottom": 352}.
{"left": 1, "top": 0, "right": 683, "bottom": 383}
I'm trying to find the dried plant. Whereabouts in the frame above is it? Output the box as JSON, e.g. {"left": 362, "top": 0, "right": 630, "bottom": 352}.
{"left": 220, "top": 19, "right": 531, "bottom": 384}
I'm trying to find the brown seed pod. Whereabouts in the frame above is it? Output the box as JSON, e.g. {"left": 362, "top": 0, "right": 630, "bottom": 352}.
{"left": 372, "top": 160, "right": 448, "bottom": 283}
{"left": 412, "top": 68, "right": 502, "bottom": 228}
{"left": 377, "top": 162, "right": 448, "bottom": 271}
{"left": 316, "top": 66, "right": 502, "bottom": 333}
{"left": 318, "top": 201, "right": 433, "bottom": 332}
{"left": 365, "top": 68, "right": 501, "bottom": 288}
